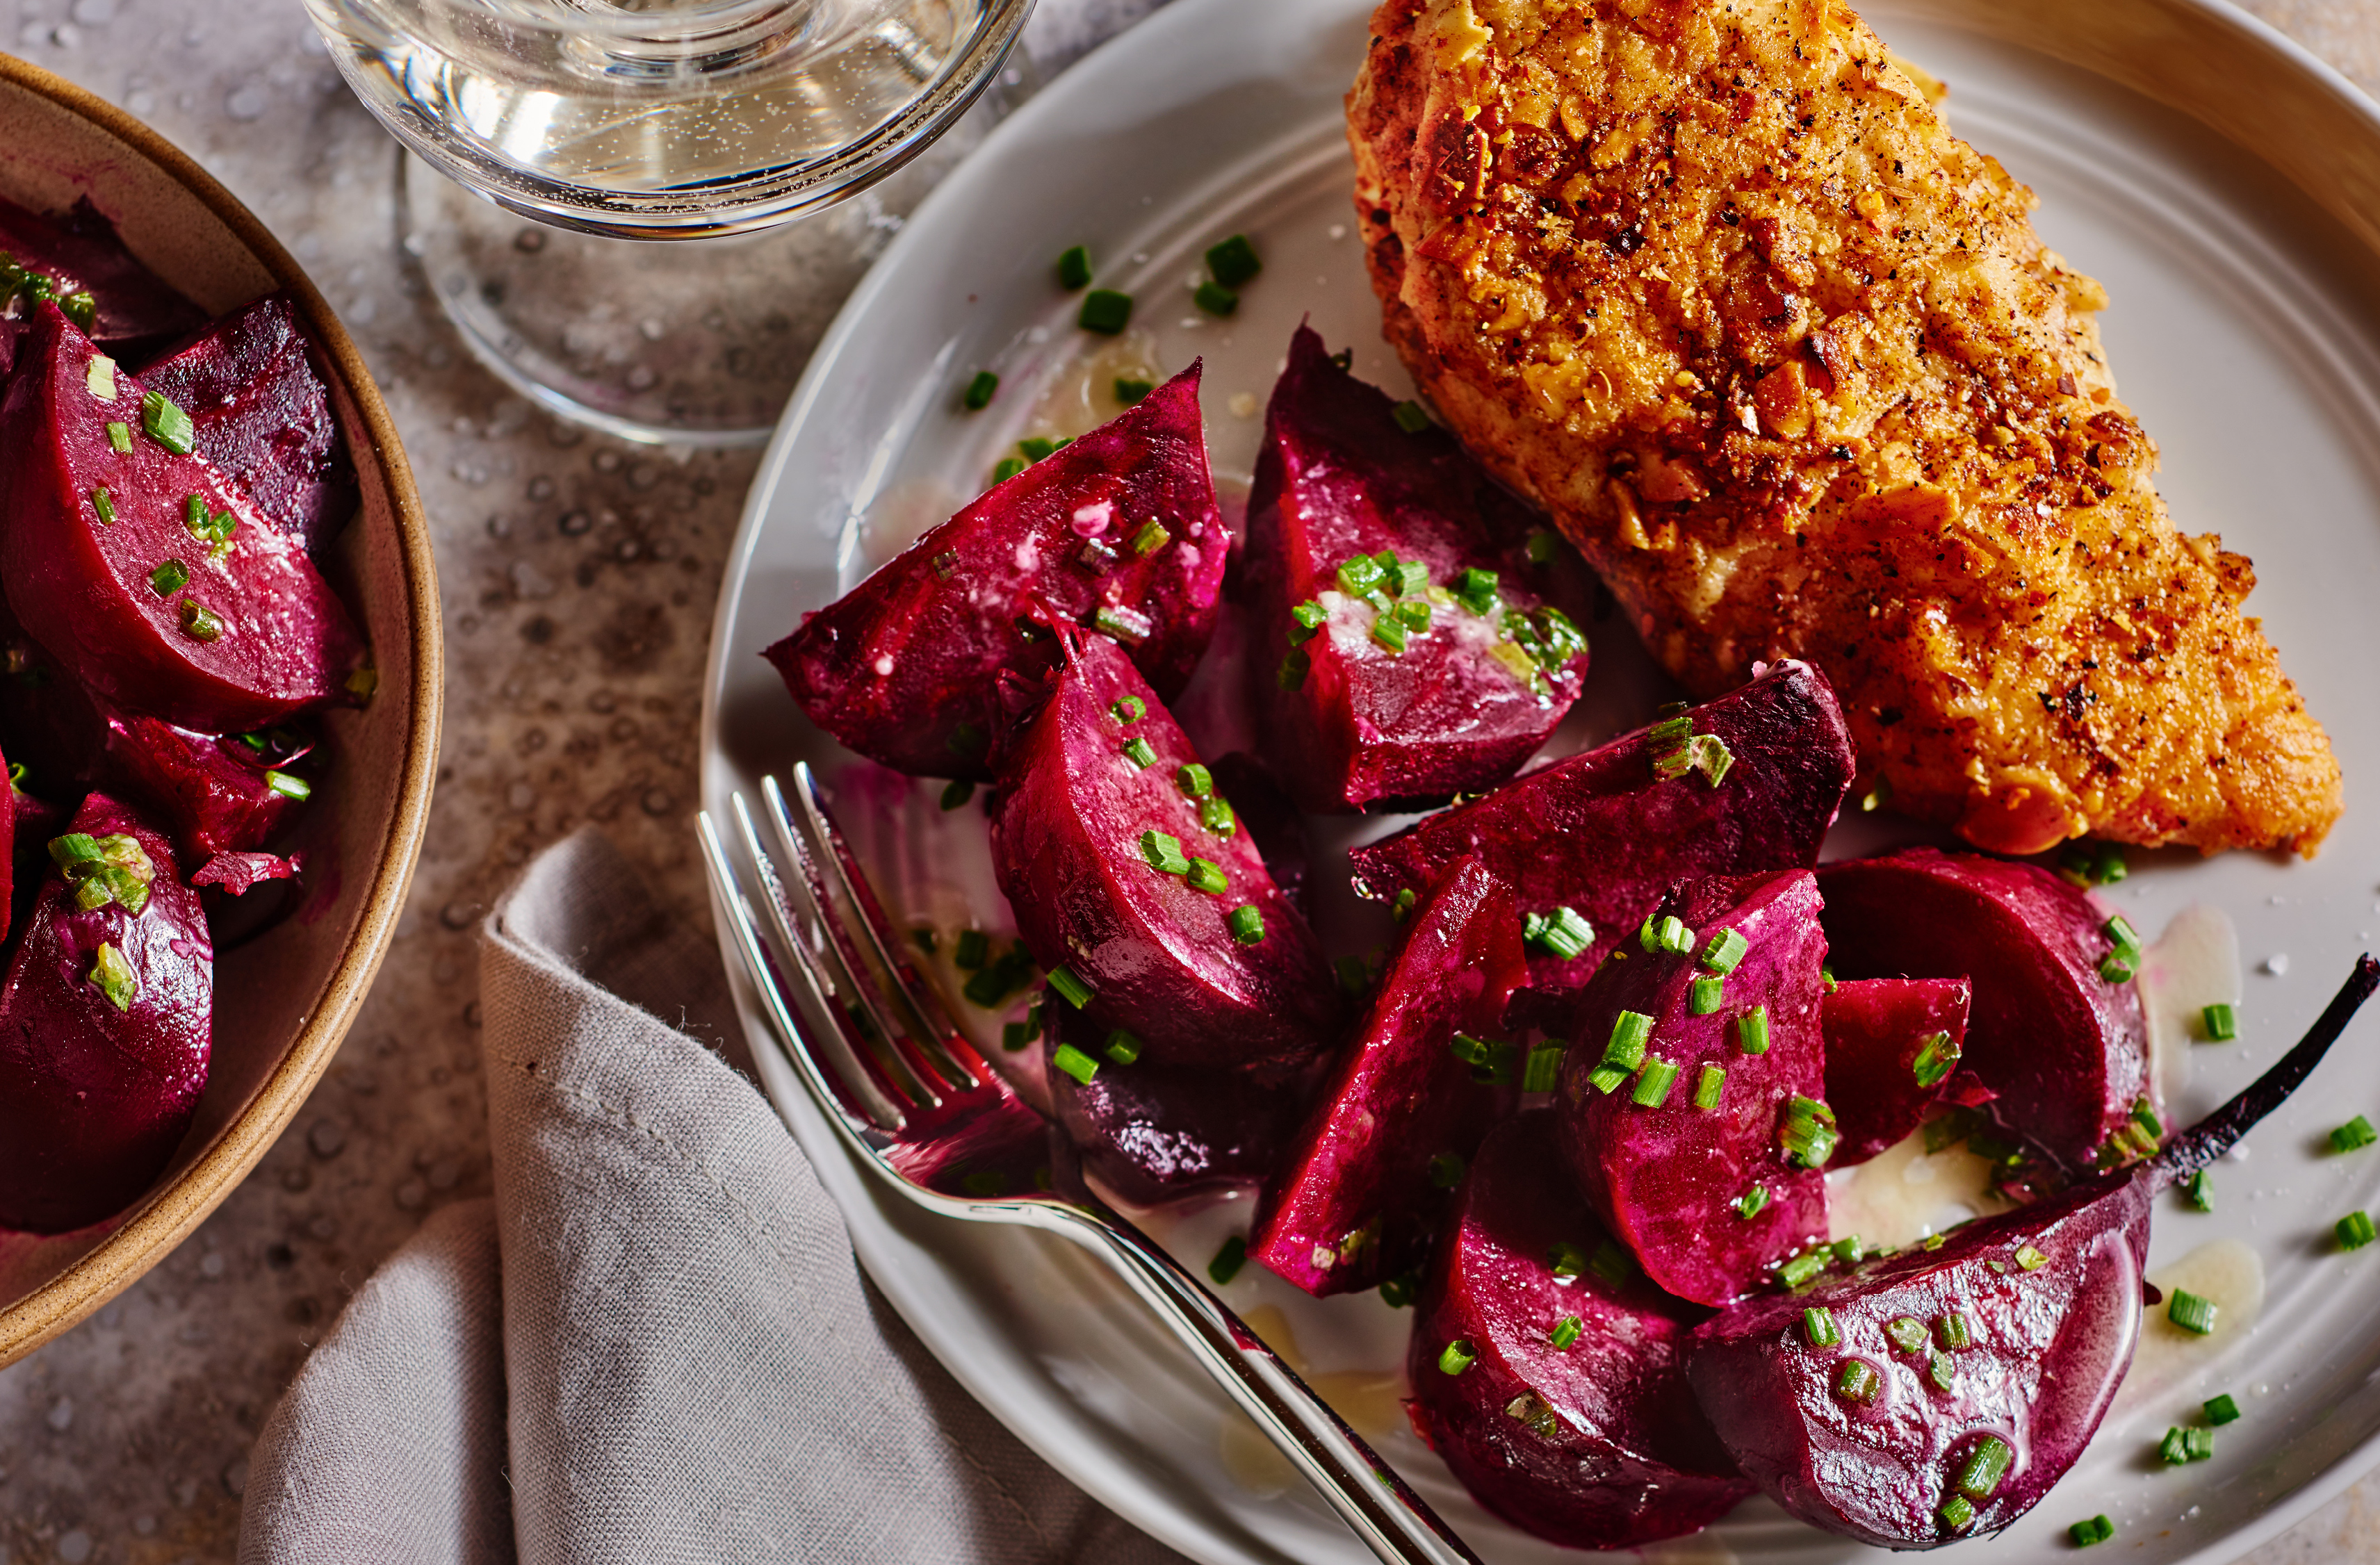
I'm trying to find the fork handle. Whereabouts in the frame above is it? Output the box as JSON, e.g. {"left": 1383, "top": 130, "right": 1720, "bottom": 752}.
{"left": 1059, "top": 1211, "right": 1485, "bottom": 1565}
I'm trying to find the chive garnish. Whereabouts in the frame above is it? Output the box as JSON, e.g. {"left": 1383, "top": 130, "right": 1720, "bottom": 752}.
{"left": 1389, "top": 400, "right": 1431, "bottom": 434}
{"left": 1277, "top": 648, "right": 1310, "bottom": 691}
{"left": 1208, "top": 1235, "right": 1247, "bottom": 1284}
{"left": 1690, "top": 975, "right": 1723, "bottom": 1015}
{"left": 1129, "top": 520, "right": 1170, "bottom": 557}
{"left": 2205, "top": 1393, "right": 2241, "bottom": 1425}
{"left": 2167, "top": 1289, "right": 2218, "bottom": 1334}
{"left": 1834, "top": 1359, "right": 1881, "bottom": 1403}
{"left": 179, "top": 601, "right": 225, "bottom": 642}
{"left": 1737, "top": 1006, "right": 1771, "bottom": 1056}
{"left": 2158, "top": 1426, "right": 2191, "bottom": 1466}
{"left": 1185, "top": 858, "right": 1227, "bottom": 895}
{"left": 1549, "top": 1314, "right": 1583, "bottom": 1351}
{"left": 141, "top": 390, "right": 194, "bottom": 454}
{"left": 940, "top": 779, "right": 973, "bottom": 811}
{"left": 1175, "top": 762, "right": 1213, "bottom": 798}
{"left": 1526, "top": 906, "right": 1592, "bottom": 960}
{"left": 1139, "top": 830, "right": 1189, "bottom": 875}
{"left": 1113, "top": 377, "right": 1153, "bottom": 405}
{"left": 1078, "top": 288, "right": 1132, "bottom": 334}
{"left": 2331, "top": 1115, "right": 2377, "bottom": 1153}
{"left": 62, "top": 291, "right": 95, "bottom": 331}
{"left": 1336, "top": 555, "right": 1386, "bottom": 596}
{"left": 1111, "top": 695, "right": 1146, "bottom": 723}
{"left": 1780, "top": 1097, "right": 1839, "bottom": 1168}
{"left": 962, "top": 370, "right": 998, "bottom": 410}
{"left": 1693, "top": 1063, "right": 1727, "bottom": 1111}
{"left": 1455, "top": 567, "right": 1500, "bottom": 616}
{"left": 91, "top": 486, "right": 115, "bottom": 525}
{"left": 2338, "top": 1211, "right": 2376, "bottom": 1250}
{"left": 1426, "top": 1153, "right": 1465, "bottom": 1189}
{"left": 106, "top": 420, "right": 131, "bottom": 453}
{"left": 1937, "top": 1496, "right": 1975, "bottom": 1532}
{"left": 1369, "top": 612, "right": 1407, "bottom": 655}
{"left": 1886, "top": 1317, "right": 1929, "bottom": 1354}
{"left": 1121, "top": 737, "right": 1157, "bottom": 769}
{"left": 1055, "top": 245, "right": 1091, "bottom": 289}
{"left": 88, "top": 942, "right": 136, "bottom": 1013}
{"left": 2184, "top": 1427, "right": 2214, "bottom": 1461}
{"left": 1205, "top": 234, "right": 1262, "bottom": 288}
{"left": 1598, "top": 1010, "right": 1652, "bottom": 1083}
{"left": 992, "top": 457, "right": 1026, "bottom": 484}
{"left": 1955, "top": 1436, "right": 2012, "bottom": 1500}
{"left": 1734, "top": 1184, "right": 1770, "bottom": 1220}
{"left": 1191, "top": 280, "right": 1237, "bottom": 316}
{"left": 1226, "top": 906, "right": 1265, "bottom": 945}
{"left": 264, "top": 771, "right": 311, "bottom": 801}
{"left": 1911, "top": 1031, "right": 1960, "bottom": 1089}
{"left": 1104, "top": 1029, "right": 1142, "bottom": 1065}
{"left": 1649, "top": 915, "right": 1694, "bottom": 955}
{"left": 2185, "top": 1169, "right": 2215, "bottom": 1211}
{"left": 1802, "top": 1306, "right": 1839, "bottom": 1347}
{"left": 1934, "top": 1312, "right": 1971, "bottom": 1352}
{"left": 1522, "top": 1044, "right": 1564, "bottom": 1095}
{"left": 1587, "top": 1240, "right": 1633, "bottom": 1285}
{"left": 1631, "top": 1056, "right": 1680, "bottom": 1108}
{"left": 1199, "top": 795, "right": 1236, "bottom": 835}
{"left": 1048, "top": 966, "right": 1093, "bottom": 1009}
{"left": 149, "top": 559, "right": 188, "bottom": 597}
{"left": 1391, "top": 887, "right": 1416, "bottom": 919}
{"left": 1547, "top": 1239, "right": 1586, "bottom": 1277}
{"left": 954, "top": 929, "right": 991, "bottom": 969}
{"left": 1437, "top": 1339, "right": 1476, "bottom": 1375}
{"left": 1700, "top": 928, "right": 1747, "bottom": 974}
{"left": 2070, "top": 1515, "right": 2115, "bottom": 1547}
{"left": 1778, "top": 1252, "right": 1825, "bottom": 1288}
{"left": 2201, "top": 1002, "right": 2238, "bottom": 1040}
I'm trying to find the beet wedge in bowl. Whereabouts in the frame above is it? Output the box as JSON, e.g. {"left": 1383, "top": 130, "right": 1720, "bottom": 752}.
{"left": 767, "top": 363, "right": 1227, "bottom": 780}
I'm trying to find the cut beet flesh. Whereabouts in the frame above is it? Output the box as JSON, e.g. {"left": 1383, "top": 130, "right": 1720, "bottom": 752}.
{"left": 1046, "top": 1004, "right": 1322, "bottom": 1207}
{"left": 133, "top": 291, "right": 357, "bottom": 552}
{"left": 0, "top": 792, "right": 211, "bottom": 1233}
{"left": 1348, "top": 661, "right": 1853, "bottom": 1030}
{"left": 1556, "top": 871, "right": 1831, "bottom": 1306}
{"left": 1408, "top": 1111, "right": 1753, "bottom": 1547}
{"left": 1244, "top": 325, "right": 1592, "bottom": 812}
{"left": 1684, "top": 956, "right": 2379, "bottom": 1548}
{"left": 765, "top": 363, "right": 1227, "bottom": 780}
{"left": 103, "top": 714, "right": 302, "bottom": 858}
{"left": 1823, "top": 978, "right": 1976, "bottom": 1165}
{"left": 0, "top": 193, "right": 207, "bottom": 351}
{"left": 1250, "top": 855, "right": 1527, "bottom": 1297}
{"left": 0, "top": 305, "right": 365, "bottom": 731}
{"left": 1818, "top": 848, "right": 2148, "bottom": 1173}
{"left": 987, "top": 623, "right": 1339, "bottom": 1072}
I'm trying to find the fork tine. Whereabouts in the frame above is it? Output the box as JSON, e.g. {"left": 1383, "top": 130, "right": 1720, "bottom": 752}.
{"left": 783, "top": 762, "right": 986, "bottom": 1089}
{"left": 696, "top": 809, "right": 904, "bottom": 1137}
{"left": 728, "top": 792, "right": 929, "bottom": 1122}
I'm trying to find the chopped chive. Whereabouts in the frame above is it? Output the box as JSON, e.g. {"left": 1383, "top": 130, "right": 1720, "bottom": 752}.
{"left": 1693, "top": 1063, "right": 1727, "bottom": 1111}
{"left": 1048, "top": 966, "right": 1093, "bottom": 1009}
{"left": 1955, "top": 1435, "right": 2012, "bottom": 1500}
{"left": 1886, "top": 1316, "right": 1929, "bottom": 1354}
{"left": 2014, "top": 1243, "right": 2048, "bottom": 1272}
{"left": 1175, "top": 762, "right": 1213, "bottom": 798}
{"left": 1191, "top": 280, "right": 1237, "bottom": 316}
{"left": 1547, "top": 1239, "right": 1586, "bottom": 1277}
{"left": 1937, "top": 1496, "right": 1975, "bottom": 1533}
{"left": 1277, "top": 648, "right": 1310, "bottom": 691}
{"left": 2183, "top": 1427, "right": 2214, "bottom": 1461}
{"left": 1290, "top": 599, "right": 1328, "bottom": 634}
{"left": 2331, "top": 1115, "right": 2377, "bottom": 1153}
{"left": 2104, "top": 915, "right": 2143, "bottom": 963}
{"left": 1631, "top": 1056, "right": 1679, "bottom": 1107}
{"left": 141, "top": 390, "right": 195, "bottom": 454}
{"left": 1205, "top": 233, "right": 1262, "bottom": 288}
{"left": 2185, "top": 1169, "right": 2214, "bottom": 1211}
{"left": 1522, "top": 1044, "right": 1565, "bottom": 1094}
{"left": 1934, "top": 1312, "right": 1972, "bottom": 1352}
{"left": 1586, "top": 1065, "right": 1631, "bottom": 1095}
{"left": 1437, "top": 1338, "right": 1476, "bottom": 1375}
{"left": 1927, "top": 1351, "right": 1958, "bottom": 1393}
{"left": 1207, "top": 1235, "right": 1247, "bottom": 1284}
{"left": 1834, "top": 1359, "right": 1881, "bottom": 1403}
{"left": 106, "top": 420, "right": 132, "bottom": 453}
{"left": 1426, "top": 1152, "right": 1465, "bottom": 1189}
{"left": 1395, "top": 597, "right": 1432, "bottom": 632}
{"left": 1185, "top": 858, "right": 1227, "bottom": 895}
{"left": 1549, "top": 1314, "right": 1583, "bottom": 1350}
{"left": 2167, "top": 1289, "right": 2218, "bottom": 1334}
{"left": 992, "top": 457, "right": 1027, "bottom": 484}
{"left": 88, "top": 942, "right": 136, "bottom": 1012}
{"left": 2099, "top": 953, "right": 2135, "bottom": 983}
{"left": 1121, "top": 736, "right": 1157, "bottom": 769}
{"left": 1529, "top": 906, "right": 1592, "bottom": 961}
{"left": 61, "top": 290, "right": 95, "bottom": 330}
{"left": 2339, "top": 1210, "right": 2377, "bottom": 1250}
{"left": 1455, "top": 567, "right": 1500, "bottom": 616}
{"left": 1111, "top": 695, "right": 1146, "bottom": 723}
{"left": 1737, "top": 1006, "right": 1771, "bottom": 1056}
{"left": 2070, "top": 1515, "right": 2114, "bottom": 1547}
{"left": 1588, "top": 1240, "right": 1633, "bottom": 1285}
{"left": 1336, "top": 555, "right": 1386, "bottom": 595}
{"left": 1599, "top": 1010, "right": 1652, "bottom": 1079}
{"left": 1734, "top": 1184, "right": 1770, "bottom": 1220}
{"left": 91, "top": 486, "right": 115, "bottom": 525}
{"left": 1050, "top": 1043, "right": 1100, "bottom": 1085}
{"left": 940, "top": 778, "right": 974, "bottom": 811}
{"left": 1391, "top": 887, "right": 1417, "bottom": 919}
{"left": 179, "top": 600, "right": 225, "bottom": 642}
{"left": 264, "top": 770, "right": 311, "bottom": 801}
{"left": 1104, "top": 1029, "right": 1142, "bottom": 1065}
{"left": 1056, "top": 245, "right": 1093, "bottom": 289}
{"left": 2205, "top": 1393, "right": 2241, "bottom": 1425}
{"left": 1820, "top": 962, "right": 1837, "bottom": 992}
{"left": 1114, "top": 377, "right": 1154, "bottom": 405}
{"left": 1227, "top": 906, "right": 1265, "bottom": 945}
{"left": 1369, "top": 613, "right": 1407, "bottom": 655}
{"left": 149, "top": 559, "right": 188, "bottom": 596}
{"left": 1700, "top": 928, "right": 1748, "bottom": 974}
{"left": 1778, "top": 1252, "right": 1825, "bottom": 1288}
{"left": 2158, "top": 1426, "right": 2191, "bottom": 1466}
{"left": 1130, "top": 520, "right": 1171, "bottom": 557}
{"left": 1830, "top": 1236, "right": 1864, "bottom": 1265}
{"left": 1389, "top": 400, "right": 1431, "bottom": 434}
{"left": 1139, "top": 830, "right": 1189, "bottom": 875}
{"left": 1079, "top": 288, "right": 1132, "bottom": 334}
{"left": 962, "top": 370, "right": 999, "bottom": 410}
{"left": 2201, "top": 1002, "right": 2238, "bottom": 1041}
{"left": 1199, "top": 794, "right": 1236, "bottom": 835}
{"left": 1651, "top": 915, "right": 1694, "bottom": 955}
{"left": 1802, "top": 1305, "right": 1840, "bottom": 1347}
{"left": 1911, "top": 1030, "right": 1960, "bottom": 1089}
{"left": 1781, "top": 1097, "right": 1839, "bottom": 1169}
{"left": 954, "top": 929, "right": 991, "bottom": 969}
{"left": 1688, "top": 973, "right": 1725, "bottom": 1014}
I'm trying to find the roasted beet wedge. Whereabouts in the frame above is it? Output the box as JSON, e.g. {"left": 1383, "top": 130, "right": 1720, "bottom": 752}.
{"left": 1348, "top": 662, "right": 1854, "bottom": 1029}
{"left": 1046, "top": 1006, "right": 1322, "bottom": 1206}
{"left": 0, "top": 193, "right": 206, "bottom": 350}
{"left": 988, "top": 624, "right": 1339, "bottom": 1072}
{"left": 1250, "top": 856, "right": 1527, "bottom": 1297}
{"left": 1410, "top": 1111, "right": 1753, "bottom": 1547}
{"left": 0, "top": 792, "right": 212, "bottom": 1233}
{"left": 766, "top": 363, "right": 1227, "bottom": 780}
{"left": 1557, "top": 871, "right": 1832, "bottom": 1307}
{"left": 1685, "top": 957, "right": 2379, "bottom": 1549}
{"left": 134, "top": 292, "right": 357, "bottom": 552}
{"left": 1245, "top": 326, "right": 1591, "bottom": 812}
{"left": 1823, "top": 978, "right": 1977, "bottom": 1165}
{"left": 0, "top": 306, "right": 364, "bottom": 731}
{"left": 103, "top": 714, "right": 302, "bottom": 859}
{"left": 1819, "top": 849, "right": 2149, "bottom": 1173}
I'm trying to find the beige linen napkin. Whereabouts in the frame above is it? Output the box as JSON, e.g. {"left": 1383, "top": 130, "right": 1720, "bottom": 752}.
{"left": 238, "top": 828, "right": 1193, "bottom": 1565}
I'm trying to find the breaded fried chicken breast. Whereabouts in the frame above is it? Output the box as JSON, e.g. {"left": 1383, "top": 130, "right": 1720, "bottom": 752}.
{"left": 1349, "top": 0, "right": 2341, "bottom": 856}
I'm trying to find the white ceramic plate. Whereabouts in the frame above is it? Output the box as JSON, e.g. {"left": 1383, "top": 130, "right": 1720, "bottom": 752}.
{"left": 699, "top": 0, "right": 2380, "bottom": 1557}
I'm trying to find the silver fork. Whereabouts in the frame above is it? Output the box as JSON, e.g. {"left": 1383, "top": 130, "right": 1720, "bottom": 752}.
{"left": 697, "top": 762, "right": 1483, "bottom": 1565}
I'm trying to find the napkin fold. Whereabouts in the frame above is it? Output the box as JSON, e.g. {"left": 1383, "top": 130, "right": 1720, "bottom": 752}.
{"left": 238, "top": 829, "right": 1192, "bottom": 1565}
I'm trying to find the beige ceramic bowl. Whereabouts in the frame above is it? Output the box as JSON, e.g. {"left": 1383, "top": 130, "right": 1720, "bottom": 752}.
{"left": 0, "top": 55, "right": 440, "bottom": 1364}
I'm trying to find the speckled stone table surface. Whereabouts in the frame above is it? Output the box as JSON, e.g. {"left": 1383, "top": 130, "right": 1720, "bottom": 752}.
{"left": 0, "top": 1, "right": 2373, "bottom": 1562}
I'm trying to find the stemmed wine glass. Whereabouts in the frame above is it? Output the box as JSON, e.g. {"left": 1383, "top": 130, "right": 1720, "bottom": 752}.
{"left": 306, "top": 0, "right": 1034, "bottom": 445}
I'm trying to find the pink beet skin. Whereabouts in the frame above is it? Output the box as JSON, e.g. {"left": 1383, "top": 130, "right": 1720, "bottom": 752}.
{"left": 1245, "top": 326, "right": 1592, "bottom": 812}
{"left": 1557, "top": 871, "right": 1832, "bottom": 1307}
{"left": 1818, "top": 849, "right": 2149, "bottom": 1173}
{"left": 988, "top": 624, "right": 1339, "bottom": 1072}
{"left": 1823, "top": 978, "right": 1977, "bottom": 1165}
{"left": 1348, "top": 661, "right": 1854, "bottom": 1030}
{"left": 0, "top": 305, "right": 364, "bottom": 731}
{"left": 0, "top": 792, "right": 212, "bottom": 1233}
{"left": 1251, "top": 855, "right": 1527, "bottom": 1297}
{"left": 0, "top": 193, "right": 207, "bottom": 350}
{"left": 766, "top": 363, "right": 1228, "bottom": 780}
{"left": 1409, "top": 1112, "right": 1753, "bottom": 1548}
{"left": 134, "top": 291, "right": 358, "bottom": 552}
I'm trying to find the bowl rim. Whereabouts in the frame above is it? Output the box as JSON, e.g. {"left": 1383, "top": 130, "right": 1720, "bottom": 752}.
{"left": 0, "top": 51, "right": 443, "bottom": 1365}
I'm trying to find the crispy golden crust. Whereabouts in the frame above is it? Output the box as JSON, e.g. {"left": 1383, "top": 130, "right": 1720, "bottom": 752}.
{"left": 1350, "top": 0, "right": 2342, "bottom": 855}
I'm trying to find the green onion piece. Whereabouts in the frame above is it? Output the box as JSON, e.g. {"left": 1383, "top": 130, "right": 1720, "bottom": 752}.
{"left": 264, "top": 770, "right": 311, "bottom": 801}
{"left": 1056, "top": 245, "right": 1092, "bottom": 289}
{"left": 1000, "top": 1019, "right": 1034, "bottom": 1052}
{"left": 1737, "top": 1006, "right": 1771, "bottom": 1056}
{"left": 1290, "top": 600, "right": 1328, "bottom": 634}
{"left": 1689, "top": 975, "right": 1724, "bottom": 1015}
{"left": 1927, "top": 1351, "right": 1958, "bottom": 1393}
{"left": 1648, "top": 712, "right": 1693, "bottom": 746}
{"left": 2338, "top": 1210, "right": 2377, "bottom": 1250}
{"left": 2331, "top": 1115, "right": 2377, "bottom": 1154}
{"left": 1530, "top": 906, "right": 1592, "bottom": 961}
{"left": 954, "top": 929, "right": 991, "bottom": 970}
{"left": 1455, "top": 567, "right": 1500, "bottom": 616}
{"left": 1734, "top": 1184, "right": 1770, "bottom": 1220}
{"left": 1390, "top": 400, "right": 1431, "bottom": 434}
{"left": 1207, "top": 1234, "right": 1247, "bottom": 1285}
{"left": 1191, "top": 280, "right": 1238, "bottom": 316}
{"left": 1802, "top": 1306, "right": 1840, "bottom": 1347}
{"left": 1700, "top": 928, "right": 1748, "bottom": 974}
{"left": 2014, "top": 1243, "right": 2048, "bottom": 1272}
{"left": 1830, "top": 1236, "right": 1863, "bottom": 1265}
{"left": 2131, "top": 1097, "right": 2165, "bottom": 1141}
{"left": 992, "top": 457, "right": 1027, "bottom": 484}
{"left": 62, "top": 290, "right": 96, "bottom": 330}
{"left": 1205, "top": 233, "right": 1262, "bottom": 288}
{"left": 1546, "top": 1239, "right": 1586, "bottom": 1277}
{"left": 2201, "top": 1002, "right": 2238, "bottom": 1041}
{"left": 1121, "top": 736, "right": 1157, "bottom": 769}
{"left": 1104, "top": 1029, "right": 1142, "bottom": 1065}
{"left": 1013, "top": 436, "right": 1056, "bottom": 462}
{"left": 1586, "top": 1065, "right": 1631, "bottom": 1095}
{"left": 1185, "top": 858, "right": 1227, "bottom": 895}
{"left": 2158, "top": 1426, "right": 2191, "bottom": 1466}
{"left": 178, "top": 600, "right": 225, "bottom": 643}
{"left": 141, "top": 390, "right": 195, "bottom": 454}
{"left": 149, "top": 559, "right": 189, "bottom": 597}
{"left": 1911, "top": 1031, "right": 1960, "bottom": 1089}
{"left": 1048, "top": 965, "right": 1093, "bottom": 1009}
{"left": 1226, "top": 905, "right": 1265, "bottom": 945}
{"left": 1175, "top": 762, "right": 1213, "bottom": 798}
{"left": 1426, "top": 1153, "right": 1465, "bottom": 1189}
{"left": 1937, "top": 1496, "right": 1975, "bottom": 1533}
{"left": 1956, "top": 1435, "right": 2012, "bottom": 1500}
{"left": 2183, "top": 1167, "right": 2214, "bottom": 1211}
{"left": 88, "top": 941, "right": 136, "bottom": 1013}
{"left": 2098, "top": 953, "right": 2135, "bottom": 983}
{"left": 1336, "top": 554, "right": 1386, "bottom": 596}
{"left": 47, "top": 833, "right": 101, "bottom": 870}
{"left": 2070, "top": 1514, "right": 2115, "bottom": 1547}
{"left": 1199, "top": 794, "right": 1237, "bottom": 835}
{"left": 1391, "top": 887, "right": 1417, "bottom": 919}
{"left": 1549, "top": 1314, "right": 1583, "bottom": 1351}
{"left": 1111, "top": 695, "right": 1146, "bottom": 723}
{"left": 1369, "top": 612, "right": 1407, "bottom": 655}
{"left": 1522, "top": 1044, "right": 1565, "bottom": 1095}
{"left": 2183, "top": 1427, "right": 2214, "bottom": 1461}
{"left": 1588, "top": 1240, "right": 1633, "bottom": 1285}
{"left": 962, "top": 370, "right": 999, "bottom": 410}
{"left": 1078, "top": 288, "right": 1132, "bottom": 334}
{"left": 1050, "top": 1043, "right": 1100, "bottom": 1085}
{"left": 2105, "top": 915, "right": 2143, "bottom": 962}
{"left": 1601, "top": 1010, "right": 1652, "bottom": 1076}
{"left": 1395, "top": 597, "right": 1432, "bottom": 632}
{"left": 91, "top": 486, "right": 115, "bottom": 525}
{"left": 1438, "top": 1338, "right": 1476, "bottom": 1376}
{"left": 1693, "top": 1063, "right": 1727, "bottom": 1111}
{"left": 1886, "top": 1316, "right": 1929, "bottom": 1354}
{"left": 1781, "top": 1097, "right": 1840, "bottom": 1169}
{"left": 106, "top": 420, "right": 132, "bottom": 453}
{"left": 1127, "top": 519, "right": 1171, "bottom": 557}
{"left": 1820, "top": 962, "right": 1838, "bottom": 992}
{"left": 1378, "top": 1272, "right": 1419, "bottom": 1309}
{"left": 1114, "top": 377, "right": 1154, "bottom": 405}
{"left": 1652, "top": 915, "right": 1694, "bottom": 955}
{"left": 1934, "top": 1312, "right": 1972, "bottom": 1352}
{"left": 1835, "top": 1359, "right": 1881, "bottom": 1404}
{"left": 939, "top": 779, "right": 974, "bottom": 811}
{"left": 2168, "top": 1289, "right": 2218, "bottom": 1334}
{"left": 1923, "top": 1233, "right": 1947, "bottom": 1251}
{"left": 2205, "top": 1393, "right": 2241, "bottom": 1425}
{"left": 1385, "top": 559, "right": 1428, "bottom": 598}
{"left": 1778, "top": 1252, "right": 1825, "bottom": 1288}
